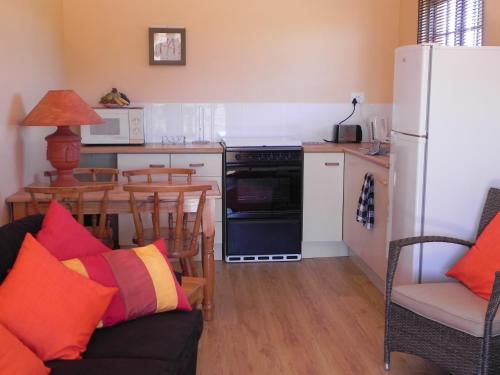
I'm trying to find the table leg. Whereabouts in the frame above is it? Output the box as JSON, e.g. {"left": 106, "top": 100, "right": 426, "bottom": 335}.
{"left": 201, "top": 199, "right": 216, "bottom": 321}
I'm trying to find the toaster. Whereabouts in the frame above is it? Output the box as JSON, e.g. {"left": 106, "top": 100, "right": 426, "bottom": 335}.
{"left": 332, "top": 124, "right": 362, "bottom": 143}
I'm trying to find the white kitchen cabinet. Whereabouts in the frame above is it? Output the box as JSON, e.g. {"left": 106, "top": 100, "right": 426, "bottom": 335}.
{"left": 170, "top": 154, "right": 222, "bottom": 176}
{"left": 117, "top": 153, "right": 223, "bottom": 260}
{"left": 343, "top": 153, "right": 389, "bottom": 291}
{"left": 116, "top": 154, "right": 171, "bottom": 181}
{"left": 302, "top": 153, "right": 347, "bottom": 257}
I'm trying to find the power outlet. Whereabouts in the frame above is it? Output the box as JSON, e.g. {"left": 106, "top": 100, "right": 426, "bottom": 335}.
{"left": 351, "top": 92, "right": 365, "bottom": 104}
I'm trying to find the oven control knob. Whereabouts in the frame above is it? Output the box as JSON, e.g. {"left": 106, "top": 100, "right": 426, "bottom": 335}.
{"left": 235, "top": 154, "right": 241, "bottom": 160}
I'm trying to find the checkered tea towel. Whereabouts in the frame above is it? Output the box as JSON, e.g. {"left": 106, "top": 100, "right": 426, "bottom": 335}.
{"left": 356, "top": 173, "right": 374, "bottom": 230}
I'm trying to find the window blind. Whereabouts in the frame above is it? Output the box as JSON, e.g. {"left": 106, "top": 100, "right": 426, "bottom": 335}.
{"left": 417, "top": 0, "right": 483, "bottom": 46}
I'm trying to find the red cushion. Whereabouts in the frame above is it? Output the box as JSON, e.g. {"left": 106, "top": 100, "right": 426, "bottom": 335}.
{"left": 0, "top": 324, "right": 50, "bottom": 375}
{"left": 62, "top": 239, "right": 191, "bottom": 327}
{"left": 37, "top": 200, "right": 110, "bottom": 260}
{"left": 447, "top": 212, "right": 500, "bottom": 300}
{"left": 0, "top": 234, "right": 116, "bottom": 361}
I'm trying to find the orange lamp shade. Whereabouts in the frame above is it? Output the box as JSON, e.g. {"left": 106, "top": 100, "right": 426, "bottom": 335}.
{"left": 21, "top": 90, "right": 103, "bottom": 186}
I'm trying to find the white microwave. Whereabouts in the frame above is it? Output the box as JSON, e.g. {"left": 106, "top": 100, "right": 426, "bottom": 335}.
{"left": 81, "top": 107, "right": 145, "bottom": 145}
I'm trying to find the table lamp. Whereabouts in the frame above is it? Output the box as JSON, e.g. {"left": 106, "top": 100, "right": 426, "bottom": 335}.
{"left": 21, "top": 90, "right": 103, "bottom": 186}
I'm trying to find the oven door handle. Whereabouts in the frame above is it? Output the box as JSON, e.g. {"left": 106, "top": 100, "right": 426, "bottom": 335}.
{"left": 226, "top": 166, "right": 301, "bottom": 174}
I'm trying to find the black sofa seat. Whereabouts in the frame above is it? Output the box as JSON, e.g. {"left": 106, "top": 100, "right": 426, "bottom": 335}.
{"left": 48, "top": 358, "right": 171, "bottom": 375}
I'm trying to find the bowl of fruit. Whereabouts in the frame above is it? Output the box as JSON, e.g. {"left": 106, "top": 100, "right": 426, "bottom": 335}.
{"left": 99, "top": 88, "right": 130, "bottom": 107}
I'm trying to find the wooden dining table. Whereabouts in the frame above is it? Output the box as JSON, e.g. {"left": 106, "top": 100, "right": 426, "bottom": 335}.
{"left": 5, "top": 180, "right": 221, "bottom": 321}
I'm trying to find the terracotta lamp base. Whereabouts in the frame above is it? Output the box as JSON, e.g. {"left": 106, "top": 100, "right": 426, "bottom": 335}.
{"left": 45, "top": 126, "right": 81, "bottom": 186}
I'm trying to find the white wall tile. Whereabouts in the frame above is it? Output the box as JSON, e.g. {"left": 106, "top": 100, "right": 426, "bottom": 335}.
{"left": 141, "top": 102, "right": 393, "bottom": 143}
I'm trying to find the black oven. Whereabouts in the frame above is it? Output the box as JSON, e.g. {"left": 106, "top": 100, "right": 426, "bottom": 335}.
{"left": 223, "top": 147, "right": 303, "bottom": 262}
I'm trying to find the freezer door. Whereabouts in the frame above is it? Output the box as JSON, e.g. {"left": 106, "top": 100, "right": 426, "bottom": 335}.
{"left": 392, "top": 45, "right": 430, "bottom": 136}
{"left": 389, "top": 131, "right": 427, "bottom": 284}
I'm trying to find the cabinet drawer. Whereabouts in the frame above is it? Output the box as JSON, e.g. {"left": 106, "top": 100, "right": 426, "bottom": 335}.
{"left": 117, "top": 154, "right": 171, "bottom": 181}
{"left": 170, "top": 154, "right": 222, "bottom": 176}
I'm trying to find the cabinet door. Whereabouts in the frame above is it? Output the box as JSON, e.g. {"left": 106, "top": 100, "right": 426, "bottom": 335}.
{"left": 343, "top": 153, "right": 389, "bottom": 283}
{"left": 303, "top": 153, "right": 344, "bottom": 241}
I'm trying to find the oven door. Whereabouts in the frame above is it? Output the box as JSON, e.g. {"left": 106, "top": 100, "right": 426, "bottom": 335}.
{"left": 225, "top": 164, "right": 302, "bottom": 219}
{"left": 81, "top": 109, "right": 130, "bottom": 144}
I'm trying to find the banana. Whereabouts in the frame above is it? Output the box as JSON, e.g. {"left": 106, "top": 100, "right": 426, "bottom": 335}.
{"left": 100, "top": 88, "right": 130, "bottom": 106}
{"left": 120, "top": 92, "right": 131, "bottom": 105}
{"left": 114, "top": 96, "right": 128, "bottom": 106}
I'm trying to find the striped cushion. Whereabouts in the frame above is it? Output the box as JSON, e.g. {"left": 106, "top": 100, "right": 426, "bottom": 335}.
{"left": 62, "top": 239, "right": 191, "bottom": 327}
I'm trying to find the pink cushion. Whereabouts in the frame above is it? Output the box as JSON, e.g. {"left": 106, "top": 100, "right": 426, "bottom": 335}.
{"left": 37, "top": 200, "right": 110, "bottom": 260}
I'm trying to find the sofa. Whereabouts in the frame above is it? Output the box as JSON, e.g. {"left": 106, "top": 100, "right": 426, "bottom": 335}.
{"left": 0, "top": 215, "right": 203, "bottom": 375}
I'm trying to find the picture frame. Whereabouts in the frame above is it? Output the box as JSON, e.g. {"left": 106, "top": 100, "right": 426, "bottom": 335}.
{"left": 149, "top": 27, "right": 186, "bottom": 65}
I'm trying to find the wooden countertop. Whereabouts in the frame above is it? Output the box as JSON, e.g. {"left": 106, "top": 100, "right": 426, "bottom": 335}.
{"left": 81, "top": 142, "right": 224, "bottom": 154}
{"left": 303, "top": 142, "right": 390, "bottom": 168}
{"left": 81, "top": 141, "right": 389, "bottom": 168}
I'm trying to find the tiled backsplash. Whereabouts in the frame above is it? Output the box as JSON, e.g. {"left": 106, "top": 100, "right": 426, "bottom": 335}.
{"left": 139, "top": 102, "right": 392, "bottom": 143}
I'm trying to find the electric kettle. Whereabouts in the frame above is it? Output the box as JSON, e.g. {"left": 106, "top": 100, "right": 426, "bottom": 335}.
{"left": 368, "top": 116, "right": 389, "bottom": 142}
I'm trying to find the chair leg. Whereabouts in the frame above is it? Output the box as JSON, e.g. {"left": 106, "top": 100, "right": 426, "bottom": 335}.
{"left": 183, "top": 258, "right": 195, "bottom": 277}
{"left": 179, "top": 258, "right": 188, "bottom": 275}
{"left": 187, "top": 258, "right": 197, "bottom": 277}
{"left": 384, "top": 336, "right": 391, "bottom": 371}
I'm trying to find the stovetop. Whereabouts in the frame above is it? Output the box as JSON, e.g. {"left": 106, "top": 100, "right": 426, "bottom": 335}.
{"left": 222, "top": 137, "right": 302, "bottom": 148}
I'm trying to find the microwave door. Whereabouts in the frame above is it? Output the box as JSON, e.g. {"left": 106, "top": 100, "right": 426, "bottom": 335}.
{"left": 82, "top": 110, "right": 130, "bottom": 144}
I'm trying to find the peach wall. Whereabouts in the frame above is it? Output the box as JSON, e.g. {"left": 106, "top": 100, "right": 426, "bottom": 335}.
{"left": 0, "top": 0, "right": 65, "bottom": 224}
{"left": 63, "top": 0, "right": 400, "bottom": 104}
{"left": 398, "top": 0, "right": 418, "bottom": 46}
{"left": 484, "top": 0, "right": 500, "bottom": 45}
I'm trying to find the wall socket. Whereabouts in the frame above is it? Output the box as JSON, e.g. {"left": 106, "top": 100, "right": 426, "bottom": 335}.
{"left": 351, "top": 92, "right": 365, "bottom": 104}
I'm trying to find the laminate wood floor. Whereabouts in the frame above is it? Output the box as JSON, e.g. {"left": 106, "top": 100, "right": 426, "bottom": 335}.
{"left": 197, "top": 258, "right": 448, "bottom": 375}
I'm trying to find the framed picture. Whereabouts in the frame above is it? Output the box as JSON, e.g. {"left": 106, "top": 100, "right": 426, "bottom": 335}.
{"left": 149, "top": 27, "right": 186, "bottom": 65}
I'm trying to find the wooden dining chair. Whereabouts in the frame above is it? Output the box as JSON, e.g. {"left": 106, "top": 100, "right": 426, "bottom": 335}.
{"left": 123, "top": 166, "right": 196, "bottom": 237}
{"left": 122, "top": 166, "right": 195, "bottom": 184}
{"left": 123, "top": 183, "right": 211, "bottom": 277}
{"left": 44, "top": 168, "right": 119, "bottom": 183}
{"left": 44, "top": 168, "right": 119, "bottom": 247}
{"left": 25, "top": 183, "right": 115, "bottom": 245}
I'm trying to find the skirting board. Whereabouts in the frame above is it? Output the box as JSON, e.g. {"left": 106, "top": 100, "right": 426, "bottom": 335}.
{"left": 302, "top": 241, "right": 349, "bottom": 258}
{"left": 348, "top": 249, "right": 385, "bottom": 294}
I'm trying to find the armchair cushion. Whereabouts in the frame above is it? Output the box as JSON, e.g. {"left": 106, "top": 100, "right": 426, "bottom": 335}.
{"left": 446, "top": 212, "right": 500, "bottom": 300}
{"left": 392, "top": 282, "right": 500, "bottom": 337}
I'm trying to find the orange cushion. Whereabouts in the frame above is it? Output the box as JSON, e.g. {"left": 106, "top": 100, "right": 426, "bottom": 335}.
{"left": 0, "top": 234, "right": 116, "bottom": 361}
{"left": 447, "top": 212, "right": 500, "bottom": 300}
{"left": 0, "top": 324, "right": 50, "bottom": 375}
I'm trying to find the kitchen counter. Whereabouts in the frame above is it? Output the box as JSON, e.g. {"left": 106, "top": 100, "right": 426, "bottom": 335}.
{"left": 81, "top": 142, "right": 224, "bottom": 154}
{"left": 303, "top": 142, "right": 390, "bottom": 168}
{"left": 81, "top": 142, "right": 389, "bottom": 167}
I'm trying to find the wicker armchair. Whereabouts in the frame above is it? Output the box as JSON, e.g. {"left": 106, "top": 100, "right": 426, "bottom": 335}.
{"left": 384, "top": 187, "right": 500, "bottom": 375}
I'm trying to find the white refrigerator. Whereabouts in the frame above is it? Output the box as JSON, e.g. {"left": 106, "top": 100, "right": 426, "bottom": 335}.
{"left": 389, "top": 44, "right": 500, "bottom": 284}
